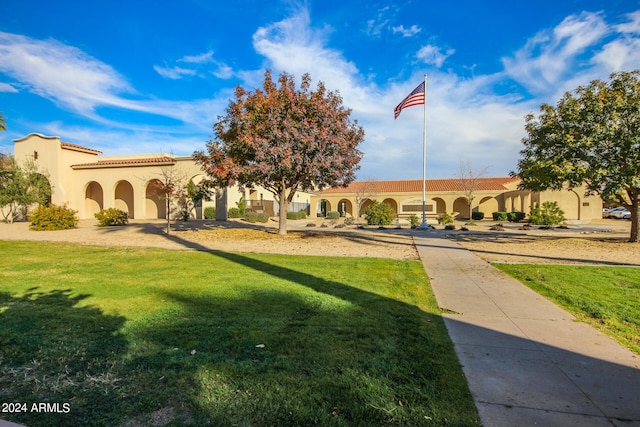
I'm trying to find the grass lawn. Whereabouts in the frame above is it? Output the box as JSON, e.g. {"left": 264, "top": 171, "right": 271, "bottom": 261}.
{"left": 496, "top": 264, "right": 640, "bottom": 355}
{"left": 0, "top": 240, "right": 480, "bottom": 427}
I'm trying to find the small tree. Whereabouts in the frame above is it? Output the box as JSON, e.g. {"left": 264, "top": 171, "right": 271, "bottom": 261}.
{"left": 353, "top": 179, "right": 379, "bottom": 219}
{"left": 362, "top": 200, "right": 395, "bottom": 226}
{"left": 457, "top": 160, "right": 490, "bottom": 219}
{"left": 194, "top": 70, "right": 364, "bottom": 235}
{"left": 0, "top": 155, "right": 51, "bottom": 223}
{"left": 150, "top": 162, "right": 184, "bottom": 234}
{"left": 528, "top": 201, "right": 566, "bottom": 226}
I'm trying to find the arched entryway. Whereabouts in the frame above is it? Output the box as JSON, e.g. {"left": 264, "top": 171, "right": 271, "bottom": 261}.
{"left": 478, "top": 196, "right": 498, "bottom": 217}
{"left": 145, "top": 179, "right": 165, "bottom": 219}
{"left": 84, "top": 181, "right": 103, "bottom": 217}
{"left": 115, "top": 180, "right": 134, "bottom": 218}
{"left": 359, "top": 199, "right": 374, "bottom": 218}
{"left": 564, "top": 190, "right": 581, "bottom": 220}
{"left": 432, "top": 197, "right": 446, "bottom": 215}
{"left": 382, "top": 198, "right": 398, "bottom": 215}
{"left": 337, "top": 199, "right": 353, "bottom": 217}
{"left": 453, "top": 197, "right": 470, "bottom": 219}
{"left": 317, "top": 199, "right": 332, "bottom": 217}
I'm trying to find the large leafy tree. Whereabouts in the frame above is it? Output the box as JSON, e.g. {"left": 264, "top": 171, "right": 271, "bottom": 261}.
{"left": 194, "top": 70, "right": 364, "bottom": 234}
{"left": 513, "top": 70, "right": 640, "bottom": 242}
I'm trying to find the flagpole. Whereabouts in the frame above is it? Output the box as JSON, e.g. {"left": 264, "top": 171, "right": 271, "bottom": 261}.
{"left": 421, "top": 74, "right": 428, "bottom": 228}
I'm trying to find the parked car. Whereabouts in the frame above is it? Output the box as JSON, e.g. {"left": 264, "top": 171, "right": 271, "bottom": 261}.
{"left": 622, "top": 211, "right": 631, "bottom": 220}
{"left": 604, "top": 207, "right": 627, "bottom": 218}
{"left": 610, "top": 208, "right": 630, "bottom": 219}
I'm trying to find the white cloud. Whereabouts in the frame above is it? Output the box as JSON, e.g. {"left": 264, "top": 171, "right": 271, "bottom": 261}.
{"left": 178, "top": 50, "right": 215, "bottom": 64}
{"left": 0, "top": 31, "right": 228, "bottom": 144}
{"left": 392, "top": 24, "right": 421, "bottom": 37}
{"left": 0, "top": 82, "right": 18, "bottom": 93}
{"left": 0, "top": 31, "right": 133, "bottom": 115}
{"left": 250, "top": 7, "right": 532, "bottom": 179}
{"left": 416, "top": 45, "right": 455, "bottom": 68}
{"left": 366, "top": 6, "right": 391, "bottom": 36}
{"left": 157, "top": 50, "right": 233, "bottom": 80}
{"left": 212, "top": 64, "right": 234, "bottom": 79}
{"left": 593, "top": 38, "right": 640, "bottom": 72}
{"left": 615, "top": 10, "right": 640, "bottom": 34}
{"left": 40, "top": 122, "right": 208, "bottom": 156}
{"left": 153, "top": 65, "right": 198, "bottom": 79}
{"left": 594, "top": 11, "right": 640, "bottom": 71}
{"left": 502, "top": 12, "right": 609, "bottom": 97}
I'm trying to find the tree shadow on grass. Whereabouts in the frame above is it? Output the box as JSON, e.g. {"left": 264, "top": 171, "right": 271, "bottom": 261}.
{"left": 123, "top": 232, "right": 481, "bottom": 426}
{"left": 0, "top": 289, "right": 129, "bottom": 427}
{"left": 129, "top": 265, "right": 479, "bottom": 426}
{"left": 0, "top": 237, "right": 481, "bottom": 426}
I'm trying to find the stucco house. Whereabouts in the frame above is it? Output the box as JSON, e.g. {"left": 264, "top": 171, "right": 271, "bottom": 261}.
{"left": 10, "top": 133, "right": 602, "bottom": 224}
{"left": 311, "top": 177, "right": 603, "bottom": 223}
{"left": 11, "top": 133, "right": 312, "bottom": 221}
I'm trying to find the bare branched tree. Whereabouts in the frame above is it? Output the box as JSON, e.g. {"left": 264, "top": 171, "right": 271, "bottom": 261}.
{"left": 457, "top": 160, "right": 490, "bottom": 219}
{"left": 353, "top": 179, "right": 379, "bottom": 219}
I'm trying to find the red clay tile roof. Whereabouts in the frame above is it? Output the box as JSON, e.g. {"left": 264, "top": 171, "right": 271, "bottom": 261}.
{"left": 316, "top": 177, "right": 520, "bottom": 194}
{"left": 61, "top": 141, "right": 102, "bottom": 154}
{"left": 71, "top": 156, "right": 176, "bottom": 169}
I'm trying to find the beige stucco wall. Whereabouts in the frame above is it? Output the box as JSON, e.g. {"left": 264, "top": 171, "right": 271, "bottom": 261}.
{"left": 312, "top": 183, "right": 602, "bottom": 223}
{"left": 12, "top": 133, "right": 312, "bottom": 221}
{"left": 12, "top": 133, "right": 601, "bottom": 223}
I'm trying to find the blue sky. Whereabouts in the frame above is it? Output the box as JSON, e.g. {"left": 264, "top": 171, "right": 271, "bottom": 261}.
{"left": 1, "top": 0, "right": 640, "bottom": 180}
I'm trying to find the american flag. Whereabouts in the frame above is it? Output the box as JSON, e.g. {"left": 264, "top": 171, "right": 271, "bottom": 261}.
{"left": 394, "top": 81, "right": 425, "bottom": 119}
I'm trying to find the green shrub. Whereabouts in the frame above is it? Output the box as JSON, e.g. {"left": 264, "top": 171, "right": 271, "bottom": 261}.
{"left": 204, "top": 206, "right": 216, "bottom": 219}
{"left": 362, "top": 200, "right": 395, "bottom": 226}
{"left": 29, "top": 204, "right": 78, "bottom": 231}
{"left": 235, "top": 197, "right": 246, "bottom": 217}
{"left": 507, "top": 211, "right": 526, "bottom": 222}
{"left": 492, "top": 211, "right": 508, "bottom": 221}
{"left": 471, "top": 211, "right": 484, "bottom": 220}
{"left": 438, "top": 212, "right": 455, "bottom": 225}
{"left": 529, "top": 202, "right": 566, "bottom": 226}
{"left": 228, "top": 207, "right": 242, "bottom": 218}
{"left": 94, "top": 208, "right": 128, "bottom": 227}
{"left": 344, "top": 216, "right": 355, "bottom": 225}
{"left": 244, "top": 212, "right": 269, "bottom": 223}
{"left": 409, "top": 214, "right": 421, "bottom": 227}
{"left": 287, "top": 210, "right": 307, "bottom": 220}
{"left": 326, "top": 211, "right": 340, "bottom": 219}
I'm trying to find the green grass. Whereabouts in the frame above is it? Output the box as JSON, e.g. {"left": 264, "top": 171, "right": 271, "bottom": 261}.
{"left": 0, "top": 240, "right": 480, "bottom": 427}
{"left": 496, "top": 264, "right": 640, "bottom": 354}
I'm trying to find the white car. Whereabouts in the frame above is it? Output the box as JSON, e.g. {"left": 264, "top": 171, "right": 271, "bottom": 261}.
{"left": 604, "top": 207, "right": 626, "bottom": 218}
{"left": 622, "top": 211, "right": 631, "bottom": 220}
{"left": 610, "top": 208, "right": 630, "bottom": 219}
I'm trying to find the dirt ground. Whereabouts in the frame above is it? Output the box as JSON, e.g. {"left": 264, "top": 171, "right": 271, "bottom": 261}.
{"left": 0, "top": 218, "right": 420, "bottom": 260}
{"left": 1, "top": 217, "right": 637, "bottom": 265}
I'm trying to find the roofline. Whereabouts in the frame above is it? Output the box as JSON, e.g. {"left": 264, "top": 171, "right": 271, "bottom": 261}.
{"left": 13, "top": 133, "right": 60, "bottom": 143}
{"left": 61, "top": 142, "right": 103, "bottom": 155}
{"left": 71, "top": 158, "right": 176, "bottom": 169}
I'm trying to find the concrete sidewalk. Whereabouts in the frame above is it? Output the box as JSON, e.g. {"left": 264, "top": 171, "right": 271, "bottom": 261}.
{"left": 414, "top": 234, "right": 640, "bottom": 427}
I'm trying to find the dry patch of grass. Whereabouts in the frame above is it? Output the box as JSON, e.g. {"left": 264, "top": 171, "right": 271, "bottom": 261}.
{"left": 177, "top": 227, "right": 420, "bottom": 260}
{"left": 451, "top": 233, "right": 640, "bottom": 266}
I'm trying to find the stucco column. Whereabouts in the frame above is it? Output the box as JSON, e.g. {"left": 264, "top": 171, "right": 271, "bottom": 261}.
{"left": 133, "top": 181, "right": 146, "bottom": 219}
